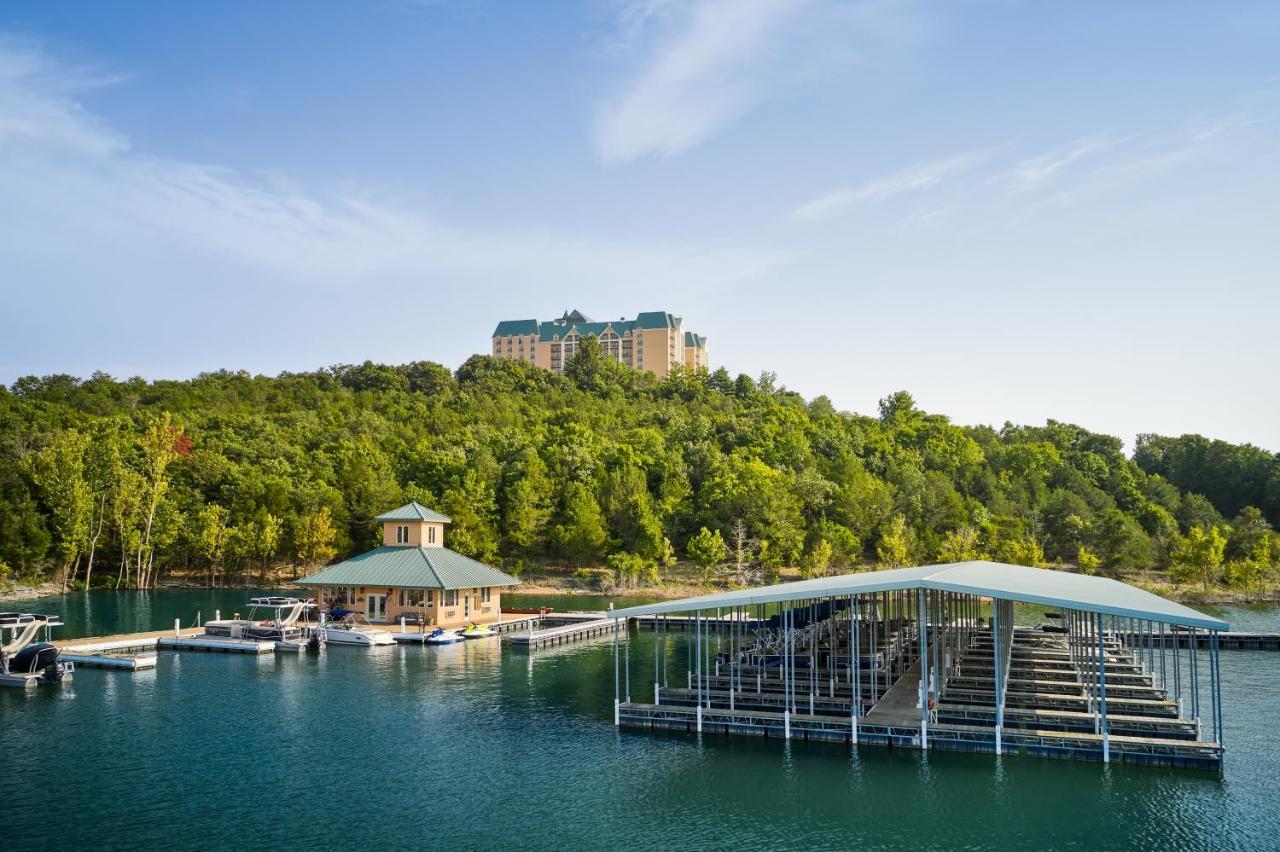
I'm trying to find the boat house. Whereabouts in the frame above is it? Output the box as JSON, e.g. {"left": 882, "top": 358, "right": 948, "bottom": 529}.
{"left": 296, "top": 502, "right": 519, "bottom": 626}
{"left": 608, "top": 561, "right": 1230, "bottom": 771}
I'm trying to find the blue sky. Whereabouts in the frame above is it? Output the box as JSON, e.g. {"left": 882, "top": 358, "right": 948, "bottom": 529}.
{"left": 1, "top": 1, "right": 1278, "bottom": 449}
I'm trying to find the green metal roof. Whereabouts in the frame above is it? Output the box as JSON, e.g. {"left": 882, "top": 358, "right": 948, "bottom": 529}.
{"left": 493, "top": 319, "right": 539, "bottom": 337}
{"left": 684, "top": 331, "right": 705, "bottom": 347}
{"left": 608, "top": 561, "right": 1228, "bottom": 631}
{"left": 374, "top": 501, "right": 452, "bottom": 523}
{"left": 296, "top": 546, "right": 520, "bottom": 590}
{"left": 538, "top": 320, "right": 636, "bottom": 342}
{"left": 634, "top": 311, "right": 674, "bottom": 329}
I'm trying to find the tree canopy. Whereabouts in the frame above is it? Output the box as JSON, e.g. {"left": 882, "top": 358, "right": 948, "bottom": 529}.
{"left": 3, "top": 348, "right": 1277, "bottom": 591}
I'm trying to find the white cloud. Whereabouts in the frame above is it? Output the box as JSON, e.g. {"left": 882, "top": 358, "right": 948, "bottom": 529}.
{"left": 789, "top": 151, "right": 984, "bottom": 222}
{"left": 1009, "top": 132, "right": 1122, "bottom": 190}
{"left": 593, "top": 0, "right": 926, "bottom": 164}
{"left": 0, "top": 38, "right": 784, "bottom": 293}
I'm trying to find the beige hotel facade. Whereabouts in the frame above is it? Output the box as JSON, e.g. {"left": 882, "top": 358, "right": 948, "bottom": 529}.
{"left": 491, "top": 309, "right": 708, "bottom": 379}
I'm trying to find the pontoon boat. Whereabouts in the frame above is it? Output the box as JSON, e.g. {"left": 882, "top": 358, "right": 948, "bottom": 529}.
{"left": 0, "top": 612, "right": 74, "bottom": 687}
{"left": 202, "top": 597, "right": 323, "bottom": 649}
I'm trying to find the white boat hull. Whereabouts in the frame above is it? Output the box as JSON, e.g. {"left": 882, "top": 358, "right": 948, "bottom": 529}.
{"left": 323, "top": 627, "right": 396, "bottom": 646}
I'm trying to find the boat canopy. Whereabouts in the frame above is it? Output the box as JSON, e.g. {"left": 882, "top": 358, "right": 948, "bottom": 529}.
{"left": 608, "top": 560, "right": 1228, "bottom": 631}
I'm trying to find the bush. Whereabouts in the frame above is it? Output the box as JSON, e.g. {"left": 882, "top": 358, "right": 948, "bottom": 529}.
{"left": 607, "top": 552, "right": 656, "bottom": 589}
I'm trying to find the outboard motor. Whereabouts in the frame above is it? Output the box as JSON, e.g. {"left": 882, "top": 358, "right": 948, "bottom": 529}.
{"left": 9, "top": 641, "right": 60, "bottom": 674}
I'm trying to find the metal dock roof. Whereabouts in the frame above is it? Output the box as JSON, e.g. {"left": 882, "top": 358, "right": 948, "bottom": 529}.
{"left": 608, "top": 561, "right": 1228, "bottom": 631}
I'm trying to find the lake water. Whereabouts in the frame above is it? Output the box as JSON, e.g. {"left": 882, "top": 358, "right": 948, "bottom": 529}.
{"left": 2, "top": 591, "right": 1277, "bottom": 850}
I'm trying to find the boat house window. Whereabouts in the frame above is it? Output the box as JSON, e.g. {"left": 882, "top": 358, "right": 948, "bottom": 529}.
{"left": 396, "top": 525, "right": 409, "bottom": 544}
{"left": 443, "top": 589, "right": 457, "bottom": 607}
{"left": 480, "top": 587, "right": 492, "bottom": 604}
{"left": 428, "top": 526, "right": 436, "bottom": 544}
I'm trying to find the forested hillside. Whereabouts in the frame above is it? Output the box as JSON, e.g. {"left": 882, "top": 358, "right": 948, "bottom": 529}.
{"left": 2, "top": 338, "right": 1277, "bottom": 596}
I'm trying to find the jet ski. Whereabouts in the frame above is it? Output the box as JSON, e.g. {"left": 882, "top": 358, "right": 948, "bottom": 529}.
{"left": 424, "top": 627, "right": 463, "bottom": 645}
{"left": 460, "top": 622, "right": 497, "bottom": 639}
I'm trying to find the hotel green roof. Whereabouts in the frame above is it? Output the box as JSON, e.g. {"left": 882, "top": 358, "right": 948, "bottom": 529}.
{"left": 493, "top": 318, "right": 539, "bottom": 337}
{"left": 375, "top": 501, "right": 452, "bottom": 523}
{"left": 635, "top": 310, "right": 676, "bottom": 329}
{"left": 296, "top": 546, "right": 519, "bottom": 590}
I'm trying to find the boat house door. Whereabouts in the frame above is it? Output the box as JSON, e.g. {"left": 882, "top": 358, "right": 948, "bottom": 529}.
{"left": 464, "top": 594, "right": 470, "bottom": 619}
{"left": 367, "top": 594, "right": 387, "bottom": 622}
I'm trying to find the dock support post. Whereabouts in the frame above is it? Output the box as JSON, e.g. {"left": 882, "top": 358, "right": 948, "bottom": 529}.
{"left": 1211, "top": 630, "right": 1223, "bottom": 751}
{"left": 613, "top": 617, "right": 620, "bottom": 726}
{"left": 1097, "top": 612, "right": 1109, "bottom": 763}
{"left": 778, "top": 603, "right": 788, "bottom": 736}
{"left": 695, "top": 610, "right": 703, "bottom": 732}
{"left": 1173, "top": 621, "right": 1182, "bottom": 714}
{"left": 852, "top": 594, "right": 860, "bottom": 745}
{"left": 1191, "top": 626, "right": 1201, "bottom": 739}
{"left": 918, "top": 587, "right": 928, "bottom": 749}
{"left": 174, "top": 618, "right": 180, "bottom": 638}
{"left": 993, "top": 600, "right": 1002, "bottom": 757}
{"left": 654, "top": 610, "right": 660, "bottom": 706}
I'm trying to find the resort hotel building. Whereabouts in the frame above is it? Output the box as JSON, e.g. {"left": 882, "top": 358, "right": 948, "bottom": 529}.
{"left": 297, "top": 502, "right": 519, "bottom": 626}
{"left": 491, "top": 308, "right": 708, "bottom": 378}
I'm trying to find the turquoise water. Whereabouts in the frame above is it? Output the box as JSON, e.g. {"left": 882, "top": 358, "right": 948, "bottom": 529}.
{"left": 2, "top": 592, "right": 1278, "bottom": 850}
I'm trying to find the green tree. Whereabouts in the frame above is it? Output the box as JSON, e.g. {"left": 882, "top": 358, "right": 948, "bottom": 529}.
{"left": 799, "top": 538, "right": 833, "bottom": 579}
{"left": 1077, "top": 545, "right": 1102, "bottom": 576}
{"left": 876, "top": 514, "right": 914, "bottom": 568}
{"left": 293, "top": 506, "right": 339, "bottom": 570}
{"left": 440, "top": 472, "right": 500, "bottom": 562}
{"left": 937, "top": 527, "right": 983, "bottom": 563}
{"left": 1169, "top": 525, "right": 1227, "bottom": 589}
{"left": 501, "top": 451, "right": 554, "bottom": 555}
{"left": 607, "top": 552, "right": 655, "bottom": 589}
{"left": 551, "top": 482, "right": 608, "bottom": 565}
{"left": 134, "top": 413, "right": 185, "bottom": 588}
{"left": 22, "top": 430, "right": 91, "bottom": 592}
{"left": 193, "top": 504, "right": 231, "bottom": 586}
{"left": 687, "top": 526, "right": 729, "bottom": 582}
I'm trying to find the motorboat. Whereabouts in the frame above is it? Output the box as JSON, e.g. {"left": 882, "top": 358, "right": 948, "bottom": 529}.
{"left": 322, "top": 613, "right": 396, "bottom": 646}
{"left": 203, "top": 597, "right": 321, "bottom": 648}
{"left": 424, "top": 627, "right": 463, "bottom": 645}
{"left": 0, "top": 612, "right": 74, "bottom": 687}
{"left": 459, "top": 622, "right": 497, "bottom": 639}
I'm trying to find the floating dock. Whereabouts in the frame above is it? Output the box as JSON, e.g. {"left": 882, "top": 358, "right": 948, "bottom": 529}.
{"left": 509, "top": 617, "right": 618, "bottom": 648}
{"left": 59, "top": 638, "right": 159, "bottom": 670}
{"left": 156, "top": 635, "right": 276, "bottom": 654}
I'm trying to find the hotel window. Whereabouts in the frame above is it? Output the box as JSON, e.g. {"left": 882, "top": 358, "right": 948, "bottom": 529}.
{"left": 395, "top": 525, "right": 410, "bottom": 544}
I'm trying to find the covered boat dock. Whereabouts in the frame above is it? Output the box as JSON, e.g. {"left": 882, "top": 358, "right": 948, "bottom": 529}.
{"left": 607, "top": 561, "right": 1228, "bottom": 771}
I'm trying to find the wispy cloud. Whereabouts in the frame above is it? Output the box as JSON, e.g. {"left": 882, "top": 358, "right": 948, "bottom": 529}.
{"left": 593, "top": 0, "right": 927, "bottom": 164}
{"left": 789, "top": 151, "right": 985, "bottom": 222}
{"left": 1009, "top": 132, "right": 1122, "bottom": 191}
{"left": 0, "top": 37, "right": 784, "bottom": 292}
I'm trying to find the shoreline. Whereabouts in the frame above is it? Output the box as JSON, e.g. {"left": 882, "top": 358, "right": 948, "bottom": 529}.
{"left": 6, "top": 571, "right": 1278, "bottom": 608}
